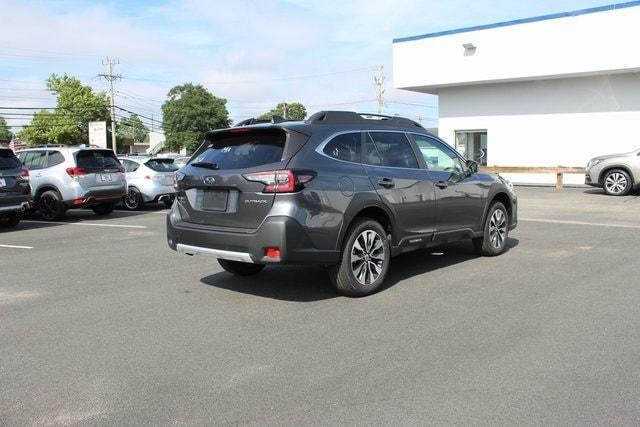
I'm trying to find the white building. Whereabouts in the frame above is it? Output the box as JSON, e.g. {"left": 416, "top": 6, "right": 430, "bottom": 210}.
{"left": 393, "top": 1, "right": 640, "bottom": 185}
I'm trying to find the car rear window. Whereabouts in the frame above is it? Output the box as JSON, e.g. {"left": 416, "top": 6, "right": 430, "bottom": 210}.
{"left": 193, "top": 130, "right": 285, "bottom": 170}
{"left": 146, "top": 158, "right": 179, "bottom": 172}
{"left": 76, "top": 150, "right": 120, "bottom": 170}
{"left": 0, "top": 149, "right": 21, "bottom": 170}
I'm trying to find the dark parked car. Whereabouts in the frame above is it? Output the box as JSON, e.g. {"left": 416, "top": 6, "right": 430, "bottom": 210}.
{"left": 0, "top": 148, "right": 31, "bottom": 229}
{"left": 167, "top": 111, "right": 518, "bottom": 296}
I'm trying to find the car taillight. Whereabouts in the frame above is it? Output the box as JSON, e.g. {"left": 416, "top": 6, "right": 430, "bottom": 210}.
{"left": 20, "top": 167, "right": 29, "bottom": 180}
{"left": 242, "top": 170, "right": 315, "bottom": 193}
{"left": 66, "top": 167, "right": 87, "bottom": 177}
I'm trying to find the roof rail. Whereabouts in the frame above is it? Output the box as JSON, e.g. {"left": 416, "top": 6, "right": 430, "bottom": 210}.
{"left": 21, "top": 144, "right": 69, "bottom": 149}
{"left": 305, "top": 111, "right": 424, "bottom": 129}
{"left": 234, "top": 115, "right": 288, "bottom": 127}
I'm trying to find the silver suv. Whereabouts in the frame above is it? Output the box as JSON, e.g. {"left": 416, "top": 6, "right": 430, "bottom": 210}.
{"left": 585, "top": 148, "right": 640, "bottom": 196}
{"left": 119, "top": 156, "right": 178, "bottom": 210}
{"left": 16, "top": 146, "right": 126, "bottom": 220}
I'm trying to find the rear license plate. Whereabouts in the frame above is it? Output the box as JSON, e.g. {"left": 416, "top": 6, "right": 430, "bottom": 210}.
{"left": 100, "top": 173, "right": 113, "bottom": 182}
{"left": 0, "top": 178, "right": 5, "bottom": 187}
{"left": 202, "top": 190, "right": 228, "bottom": 211}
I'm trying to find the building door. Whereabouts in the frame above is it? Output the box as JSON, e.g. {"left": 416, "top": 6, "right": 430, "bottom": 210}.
{"left": 455, "top": 130, "right": 487, "bottom": 166}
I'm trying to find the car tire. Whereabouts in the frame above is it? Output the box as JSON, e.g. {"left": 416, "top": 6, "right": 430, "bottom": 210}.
{"left": 329, "top": 218, "right": 391, "bottom": 297}
{"left": 473, "top": 202, "right": 510, "bottom": 257}
{"left": 124, "top": 187, "right": 144, "bottom": 210}
{"left": 603, "top": 169, "right": 633, "bottom": 196}
{"left": 92, "top": 203, "right": 115, "bottom": 216}
{"left": 0, "top": 212, "right": 21, "bottom": 229}
{"left": 38, "top": 190, "right": 65, "bottom": 221}
{"left": 218, "top": 259, "right": 265, "bottom": 276}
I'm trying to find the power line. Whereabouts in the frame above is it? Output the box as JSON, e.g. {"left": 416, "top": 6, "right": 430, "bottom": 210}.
{"left": 121, "top": 66, "right": 375, "bottom": 85}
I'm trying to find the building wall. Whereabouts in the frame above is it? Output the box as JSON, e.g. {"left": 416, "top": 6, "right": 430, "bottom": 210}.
{"left": 437, "top": 73, "right": 640, "bottom": 185}
{"left": 393, "top": 4, "right": 640, "bottom": 92}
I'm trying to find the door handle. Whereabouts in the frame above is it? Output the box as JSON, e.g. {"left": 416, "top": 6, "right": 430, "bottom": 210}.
{"left": 378, "top": 178, "right": 395, "bottom": 188}
{"left": 436, "top": 181, "right": 448, "bottom": 189}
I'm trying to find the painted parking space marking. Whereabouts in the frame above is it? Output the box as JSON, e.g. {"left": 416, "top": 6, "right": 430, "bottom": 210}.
{"left": 521, "top": 217, "right": 640, "bottom": 230}
{"left": 0, "top": 244, "right": 34, "bottom": 249}
{"left": 22, "top": 220, "right": 147, "bottom": 229}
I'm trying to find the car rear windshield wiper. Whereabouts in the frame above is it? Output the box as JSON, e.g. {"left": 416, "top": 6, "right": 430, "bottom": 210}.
{"left": 191, "top": 161, "right": 219, "bottom": 170}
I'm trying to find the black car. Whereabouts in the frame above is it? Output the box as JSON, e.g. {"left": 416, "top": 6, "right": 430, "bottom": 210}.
{"left": 0, "top": 148, "right": 31, "bottom": 229}
{"left": 167, "top": 111, "right": 517, "bottom": 296}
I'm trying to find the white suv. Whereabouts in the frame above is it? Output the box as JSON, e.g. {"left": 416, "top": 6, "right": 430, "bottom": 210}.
{"left": 16, "top": 146, "right": 126, "bottom": 220}
{"left": 119, "top": 156, "right": 178, "bottom": 210}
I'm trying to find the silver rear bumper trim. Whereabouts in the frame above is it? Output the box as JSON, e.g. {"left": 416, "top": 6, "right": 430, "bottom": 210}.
{"left": 0, "top": 202, "right": 30, "bottom": 213}
{"left": 176, "top": 243, "right": 254, "bottom": 263}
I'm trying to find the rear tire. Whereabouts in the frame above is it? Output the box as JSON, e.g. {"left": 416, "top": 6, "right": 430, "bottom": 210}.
{"left": 218, "top": 259, "right": 265, "bottom": 276}
{"left": 0, "top": 212, "right": 21, "bottom": 229}
{"left": 329, "top": 218, "right": 390, "bottom": 297}
{"left": 92, "top": 203, "right": 115, "bottom": 216}
{"left": 473, "top": 202, "right": 509, "bottom": 256}
{"left": 603, "top": 169, "right": 632, "bottom": 196}
{"left": 38, "top": 190, "right": 65, "bottom": 221}
{"left": 124, "top": 187, "right": 144, "bottom": 210}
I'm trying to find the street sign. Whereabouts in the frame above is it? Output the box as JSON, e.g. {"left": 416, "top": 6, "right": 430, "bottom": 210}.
{"left": 89, "top": 121, "right": 107, "bottom": 149}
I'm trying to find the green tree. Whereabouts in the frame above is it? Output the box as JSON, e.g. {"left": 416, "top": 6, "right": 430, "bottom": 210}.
{"left": 162, "top": 83, "right": 231, "bottom": 152}
{"left": 258, "top": 102, "right": 307, "bottom": 121}
{"left": 117, "top": 114, "right": 149, "bottom": 144}
{"left": 0, "top": 116, "right": 12, "bottom": 141}
{"left": 18, "top": 74, "right": 109, "bottom": 145}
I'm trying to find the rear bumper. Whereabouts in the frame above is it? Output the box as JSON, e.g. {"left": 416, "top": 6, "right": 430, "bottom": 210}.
{"left": 65, "top": 190, "right": 126, "bottom": 208}
{"left": 0, "top": 200, "right": 30, "bottom": 213}
{"left": 166, "top": 206, "right": 340, "bottom": 265}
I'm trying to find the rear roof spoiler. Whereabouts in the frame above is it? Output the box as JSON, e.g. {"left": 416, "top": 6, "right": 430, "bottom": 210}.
{"left": 234, "top": 115, "right": 288, "bottom": 127}
{"left": 305, "top": 111, "right": 424, "bottom": 129}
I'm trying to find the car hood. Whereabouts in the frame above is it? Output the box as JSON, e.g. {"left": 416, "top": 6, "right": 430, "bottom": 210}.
{"left": 591, "top": 150, "right": 637, "bottom": 162}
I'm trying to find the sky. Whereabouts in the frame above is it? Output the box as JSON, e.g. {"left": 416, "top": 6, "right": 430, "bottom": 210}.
{"left": 0, "top": 0, "right": 621, "bottom": 132}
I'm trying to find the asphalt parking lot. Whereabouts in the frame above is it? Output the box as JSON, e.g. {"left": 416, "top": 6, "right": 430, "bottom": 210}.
{"left": 1, "top": 187, "right": 640, "bottom": 425}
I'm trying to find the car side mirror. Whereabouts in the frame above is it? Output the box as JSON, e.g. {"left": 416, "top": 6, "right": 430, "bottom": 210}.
{"left": 466, "top": 159, "right": 478, "bottom": 174}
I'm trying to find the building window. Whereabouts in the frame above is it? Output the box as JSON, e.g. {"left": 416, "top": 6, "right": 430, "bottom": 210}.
{"left": 455, "top": 131, "right": 487, "bottom": 166}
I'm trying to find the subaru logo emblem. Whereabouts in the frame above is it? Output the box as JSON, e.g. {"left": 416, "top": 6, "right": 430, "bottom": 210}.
{"left": 203, "top": 176, "right": 216, "bottom": 185}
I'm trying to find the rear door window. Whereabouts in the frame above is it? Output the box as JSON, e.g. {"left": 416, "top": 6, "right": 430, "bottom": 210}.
{"left": 0, "top": 149, "right": 21, "bottom": 170}
{"left": 76, "top": 150, "right": 120, "bottom": 170}
{"left": 121, "top": 159, "right": 139, "bottom": 173}
{"left": 323, "top": 133, "right": 361, "bottom": 163}
{"left": 23, "top": 151, "right": 48, "bottom": 170}
{"left": 365, "top": 132, "right": 419, "bottom": 169}
{"left": 193, "top": 129, "right": 285, "bottom": 170}
{"left": 47, "top": 151, "right": 65, "bottom": 167}
{"left": 145, "top": 158, "right": 178, "bottom": 172}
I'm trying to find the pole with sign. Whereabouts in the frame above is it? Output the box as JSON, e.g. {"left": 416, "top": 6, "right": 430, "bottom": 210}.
{"left": 89, "top": 121, "right": 107, "bottom": 149}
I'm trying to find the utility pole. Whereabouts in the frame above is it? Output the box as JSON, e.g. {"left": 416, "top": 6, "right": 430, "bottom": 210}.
{"left": 151, "top": 114, "right": 155, "bottom": 132}
{"left": 283, "top": 102, "right": 288, "bottom": 120}
{"left": 417, "top": 113, "right": 423, "bottom": 124}
{"left": 374, "top": 65, "right": 385, "bottom": 114}
{"left": 98, "top": 57, "right": 121, "bottom": 153}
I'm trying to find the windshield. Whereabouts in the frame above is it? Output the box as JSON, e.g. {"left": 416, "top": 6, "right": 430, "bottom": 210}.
{"left": 0, "top": 149, "right": 21, "bottom": 170}
{"left": 146, "top": 158, "right": 178, "bottom": 172}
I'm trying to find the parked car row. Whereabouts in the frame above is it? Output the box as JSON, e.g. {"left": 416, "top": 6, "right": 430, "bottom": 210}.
{"left": 0, "top": 148, "right": 31, "bottom": 229}
{"left": 0, "top": 146, "right": 184, "bottom": 228}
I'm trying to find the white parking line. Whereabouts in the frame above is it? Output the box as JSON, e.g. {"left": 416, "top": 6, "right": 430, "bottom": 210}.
{"left": 0, "top": 244, "right": 33, "bottom": 249}
{"left": 521, "top": 218, "right": 640, "bottom": 230}
{"left": 22, "top": 220, "right": 147, "bottom": 229}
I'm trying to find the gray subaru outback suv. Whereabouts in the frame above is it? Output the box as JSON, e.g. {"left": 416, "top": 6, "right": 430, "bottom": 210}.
{"left": 167, "top": 111, "right": 517, "bottom": 296}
